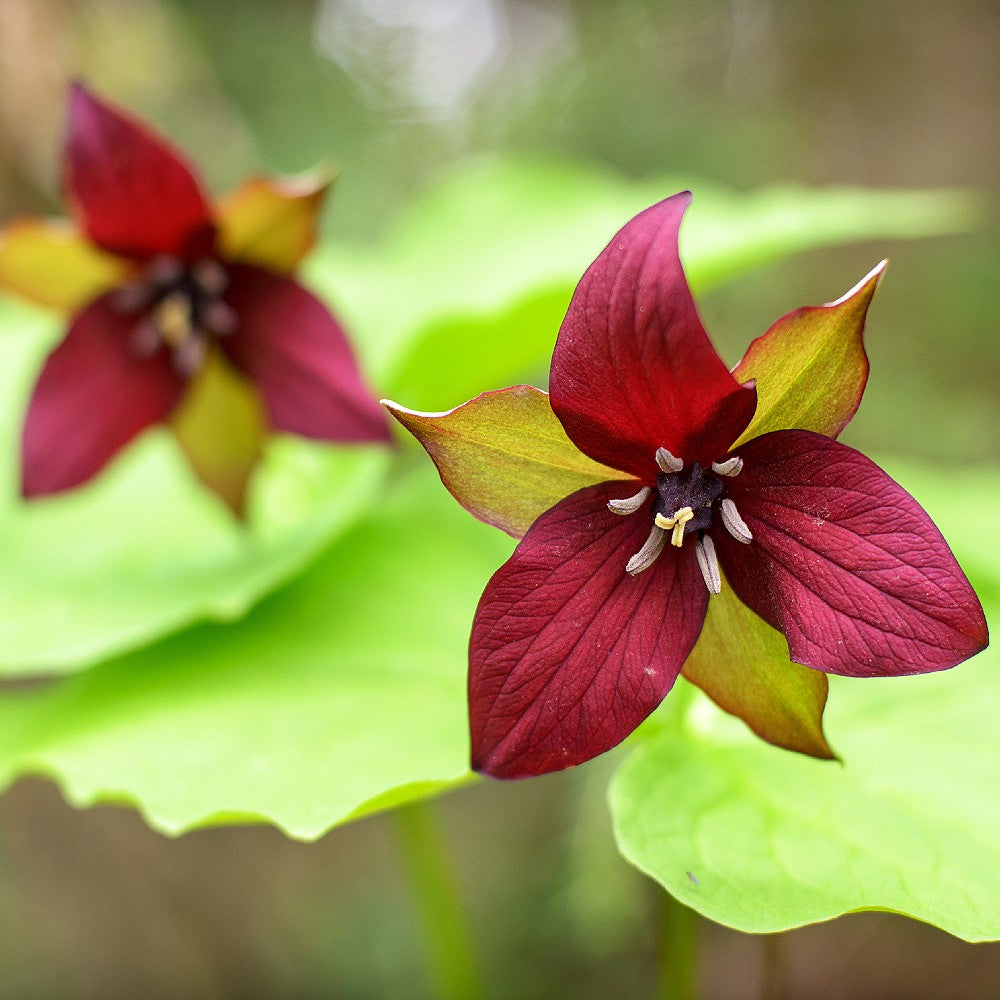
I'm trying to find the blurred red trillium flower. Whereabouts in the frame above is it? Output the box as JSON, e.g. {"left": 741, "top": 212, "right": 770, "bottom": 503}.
{"left": 386, "top": 193, "right": 989, "bottom": 779}
{"left": 0, "top": 83, "right": 390, "bottom": 513}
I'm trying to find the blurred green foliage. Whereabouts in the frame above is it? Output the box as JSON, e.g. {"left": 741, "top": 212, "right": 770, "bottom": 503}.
{"left": 0, "top": 0, "right": 997, "bottom": 995}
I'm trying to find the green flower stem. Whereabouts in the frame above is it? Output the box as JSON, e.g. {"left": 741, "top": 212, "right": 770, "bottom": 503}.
{"left": 392, "top": 800, "right": 483, "bottom": 1000}
{"left": 660, "top": 890, "right": 699, "bottom": 1000}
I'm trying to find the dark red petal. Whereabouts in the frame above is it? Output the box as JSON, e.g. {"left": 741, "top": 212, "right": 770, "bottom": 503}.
{"left": 550, "top": 194, "right": 756, "bottom": 479}
{"left": 715, "top": 430, "right": 989, "bottom": 677}
{"left": 21, "top": 294, "right": 184, "bottom": 497}
{"left": 470, "top": 481, "right": 709, "bottom": 779}
{"left": 64, "top": 83, "right": 214, "bottom": 259}
{"left": 220, "top": 265, "right": 391, "bottom": 444}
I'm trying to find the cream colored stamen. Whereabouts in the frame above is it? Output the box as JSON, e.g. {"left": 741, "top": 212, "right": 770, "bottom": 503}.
{"left": 654, "top": 505, "right": 694, "bottom": 547}
{"left": 695, "top": 534, "right": 722, "bottom": 594}
{"left": 608, "top": 486, "right": 652, "bottom": 516}
{"left": 626, "top": 524, "right": 668, "bottom": 576}
{"left": 720, "top": 498, "right": 753, "bottom": 544}
{"left": 656, "top": 447, "right": 684, "bottom": 474}
{"left": 711, "top": 456, "right": 743, "bottom": 477}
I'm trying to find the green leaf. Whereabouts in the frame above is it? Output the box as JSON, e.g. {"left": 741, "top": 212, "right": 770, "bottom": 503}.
{"left": 0, "top": 299, "right": 388, "bottom": 676}
{"left": 0, "top": 468, "right": 513, "bottom": 838}
{"left": 732, "top": 261, "right": 883, "bottom": 445}
{"left": 384, "top": 385, "right": 625, "bottom": 538}
{"left": 611, "top": 647, "right": 1000, "bottom": 941}
{"left": 309, "top": 161, "right": 979, "bottom": 410}
{"left": 611, "top": 459, "right": 1000, "bottom": 941}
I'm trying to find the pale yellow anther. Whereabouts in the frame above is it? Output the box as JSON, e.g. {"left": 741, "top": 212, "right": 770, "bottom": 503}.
{"left": 653, "top": 506, "right": 694, "bottom": 547}
{"left": 154, "top": 291, "right": 194, "bottom": 347}
{"left": 669, "top": 507, "right": 693, "bottom": 546}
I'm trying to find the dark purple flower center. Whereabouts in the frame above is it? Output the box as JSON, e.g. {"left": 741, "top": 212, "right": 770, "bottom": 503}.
{"left": 112, "top": 255, "right": 238, "bottom": 375}
{"left": 608, "top": 448, "right": 753, "bottom": 592}
{"left": 653, "top": 462, "right": 723, "bottom": 541}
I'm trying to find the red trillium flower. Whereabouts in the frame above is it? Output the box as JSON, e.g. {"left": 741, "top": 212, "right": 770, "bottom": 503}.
{"left": 386, "top": 193, "right": 989, "bottom": 779}
{"left": 0, "top": 83, "right": 390, "bottom": 513}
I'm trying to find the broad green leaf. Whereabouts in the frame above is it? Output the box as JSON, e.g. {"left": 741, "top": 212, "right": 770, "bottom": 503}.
{"left": 308, "top": 161, "right": 978, "bottom": 410}
{"left": 384, "top": 385, "right": 625, "bottom": 538}
{"left": 732, "top": 262, "right": 883, "bottom": 445}
{"left": 0, "top": 299, "right": 388, "bottom": 675}
{"left": 611, "top": 458, "right": 1000, "bottom": 941}
{"left": 611, "top": 645, "right": 1000, "bottom": 941}
{"left": 0, "top": 469, "right": 512, "bottom": 838}
{"left": 682, "top": 572, "right": 833, "bottom": 760}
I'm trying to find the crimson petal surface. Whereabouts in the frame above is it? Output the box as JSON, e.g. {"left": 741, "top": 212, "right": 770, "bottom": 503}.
{"left": 550, "top": 193, "right": 756, "bottom": 478}
{"left": 21, "top": 294, "right": 184, "bottom": 497}
{"left": 221, "top": 265, "right": 390, "bottom": 444}
{"left": 716, "top": 430, "right": 989, "bottom": 677}
{"left": 470, "top": 481, "right": 709, "bottom": 778}
{"left": 64, "top": 83, "right": 214, "bottom": 260}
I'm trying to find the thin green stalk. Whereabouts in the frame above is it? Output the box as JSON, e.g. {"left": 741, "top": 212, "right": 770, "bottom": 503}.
{"left": 392, "top": 800, "right": 484, "bottom": 1000}
{"left": 660, "top": 891, "right": 699, "bottom": 1000}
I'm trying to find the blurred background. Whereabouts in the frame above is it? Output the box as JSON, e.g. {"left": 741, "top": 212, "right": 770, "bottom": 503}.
{"left": 0, "top": 0, "right": 997, "bottom": 996}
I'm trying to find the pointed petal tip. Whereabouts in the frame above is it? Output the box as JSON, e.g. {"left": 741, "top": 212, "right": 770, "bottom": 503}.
{"left": 825, "top": 259, "right": 888, "bottom": 309}
{"left": 470, "top": 748, "right": 521, "bottom": 781}
{"left": 773, "top": 725, "right": 839, "bottom": 762}
{"left": 381, "top": 397, "right": 423, "bottom": 419}
{"left": 380, "top": 398, "right": 451, "bottom": 439}
{"left": 66, "top": 80, "right": 115, "bottom": 131}
{"left": 20, "top": 475, "right": 50, "bottom": 502}
{"left": 965, "top": 614, "right": 990, "bottom": 659}
{"left": 338, "top": 397, "right": 394, "bottom": 445}
{"left": 809, "top": 739, "right": 839, "bottom": 763}
{"left": 637, "top": 189, "right": 694, "bottom": 227}
{"left": 290, "top": 160, "right": 339, "bottom": 193}
{"left": 471, "top": 758, "right": 551, "bottom": 781}
{"left": 67, "top": 78, "right": 91, "bottom": 105}
{"left": 383, "top": 385, "right": 551, "bottom": 424}
{"left": 368, "top": 411, "right": 396, "bottom": 444}
{"left": 225, "top": 164, "right": 338, "bottom": 207}
{"left": 66, "top": 80, "right": 96, "bottom": 138}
